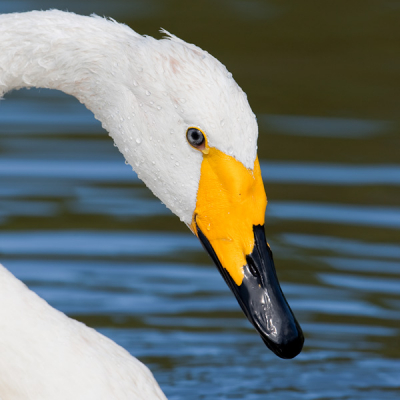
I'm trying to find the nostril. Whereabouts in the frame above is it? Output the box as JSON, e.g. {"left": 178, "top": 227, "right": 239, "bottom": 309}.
{"left": 246, "top": 255, "right": 261, "bottom": 283}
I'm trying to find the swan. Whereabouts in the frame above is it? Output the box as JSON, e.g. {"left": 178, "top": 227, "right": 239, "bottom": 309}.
{"left": 0, "top": 10, "right": 304, "bottom": 399}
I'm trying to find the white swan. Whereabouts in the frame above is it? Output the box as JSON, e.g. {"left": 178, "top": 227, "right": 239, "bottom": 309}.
{"left": 0, "top": 10, "right": 304, "bottom": 399}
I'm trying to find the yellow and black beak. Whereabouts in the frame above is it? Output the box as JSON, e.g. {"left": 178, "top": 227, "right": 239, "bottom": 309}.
{"left": 191, "top": 147, "right": 304, "bottom": 359}
{"left": 196, "top": 222, "right": 303, "bottom": 359}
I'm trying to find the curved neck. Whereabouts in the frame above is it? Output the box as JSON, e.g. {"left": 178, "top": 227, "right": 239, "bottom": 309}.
{"left": 0, "top": 10, "right": 211, "bottom": 224}
{"left": 0, "top": 11, "right": 141, "bottom": 124}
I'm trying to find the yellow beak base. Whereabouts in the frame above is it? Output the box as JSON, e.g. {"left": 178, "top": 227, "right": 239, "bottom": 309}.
{"left": 191, "top": 148, "right": 267, "bottom": 285}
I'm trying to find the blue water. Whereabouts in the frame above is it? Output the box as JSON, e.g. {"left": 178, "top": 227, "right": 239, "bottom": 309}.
{"left": 1, "top": 2, "right": 400, "bottom": 399}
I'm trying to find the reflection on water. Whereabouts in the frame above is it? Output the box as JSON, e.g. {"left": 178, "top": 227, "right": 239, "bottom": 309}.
{"left": 1, "top": 1, "right": 400, "bottom": 399}
{"left": 261, "top": 162, "right": 400, "bottom": 185}
{"left": 269, "top": 202, "right": 400, "bottom": 229}
{"left": 0, "top": 93, "right": 101, "bottom": 134}
{"left": 258, "top": 114, "right": 391, "bottom": 138}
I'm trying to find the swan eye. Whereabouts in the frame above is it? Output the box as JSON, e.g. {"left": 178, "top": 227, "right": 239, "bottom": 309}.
{"left": 186, "top": 127, "right": 205, "bottom": 149}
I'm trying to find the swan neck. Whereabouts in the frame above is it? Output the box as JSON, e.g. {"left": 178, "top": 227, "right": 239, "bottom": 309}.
{"left": 0, "top": 11, "right": 138, "bottom": 116}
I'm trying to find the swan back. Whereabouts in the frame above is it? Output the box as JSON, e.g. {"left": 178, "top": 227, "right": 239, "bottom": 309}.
{"left": 0, "top": 264, "right": 167, "bottom": 400}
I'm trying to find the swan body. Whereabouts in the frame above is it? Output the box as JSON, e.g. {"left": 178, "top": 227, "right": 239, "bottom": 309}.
{"left": 0, "top": 9, "right": 304, "bottom": 400}
{"left": 0, "top": 264, "right": 166, "bottom": 400}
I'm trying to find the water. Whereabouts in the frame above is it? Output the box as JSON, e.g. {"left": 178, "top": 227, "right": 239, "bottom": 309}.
{"left": 1, "top": 1, "right": 400, "bottom": 399}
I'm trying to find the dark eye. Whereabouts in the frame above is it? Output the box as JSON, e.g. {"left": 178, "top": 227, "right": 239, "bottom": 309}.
{"left": 186, "top": 127, "right": 205, "bottom": 148}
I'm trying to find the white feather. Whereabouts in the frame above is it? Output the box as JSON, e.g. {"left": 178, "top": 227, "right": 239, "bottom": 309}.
{"left": 0, "top": 264, "right": 167, "bottom": 400}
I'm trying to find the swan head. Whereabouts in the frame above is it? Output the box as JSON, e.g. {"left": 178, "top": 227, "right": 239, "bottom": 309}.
{"left": 101, "top": 28, "right": 304, "bottom": 359}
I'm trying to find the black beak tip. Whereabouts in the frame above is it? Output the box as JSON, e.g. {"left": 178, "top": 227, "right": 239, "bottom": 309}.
{"left": 262, "top": 326, "right": 304, "bottom": 359}
{"left": 196, "top": 222, "right": 305, "bottom": 360}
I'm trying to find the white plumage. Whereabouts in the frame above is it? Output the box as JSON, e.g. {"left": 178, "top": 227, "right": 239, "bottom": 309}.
{"left": 0, "top": 264, "right": 167, "bottom": 400}
{"left": 0, "top": 10, "right": 260, "bottom": 399}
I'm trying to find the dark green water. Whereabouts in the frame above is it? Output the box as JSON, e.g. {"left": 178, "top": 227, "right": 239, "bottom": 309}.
{"left": 1, "top": 1, "right": 399, "bottom": 399}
